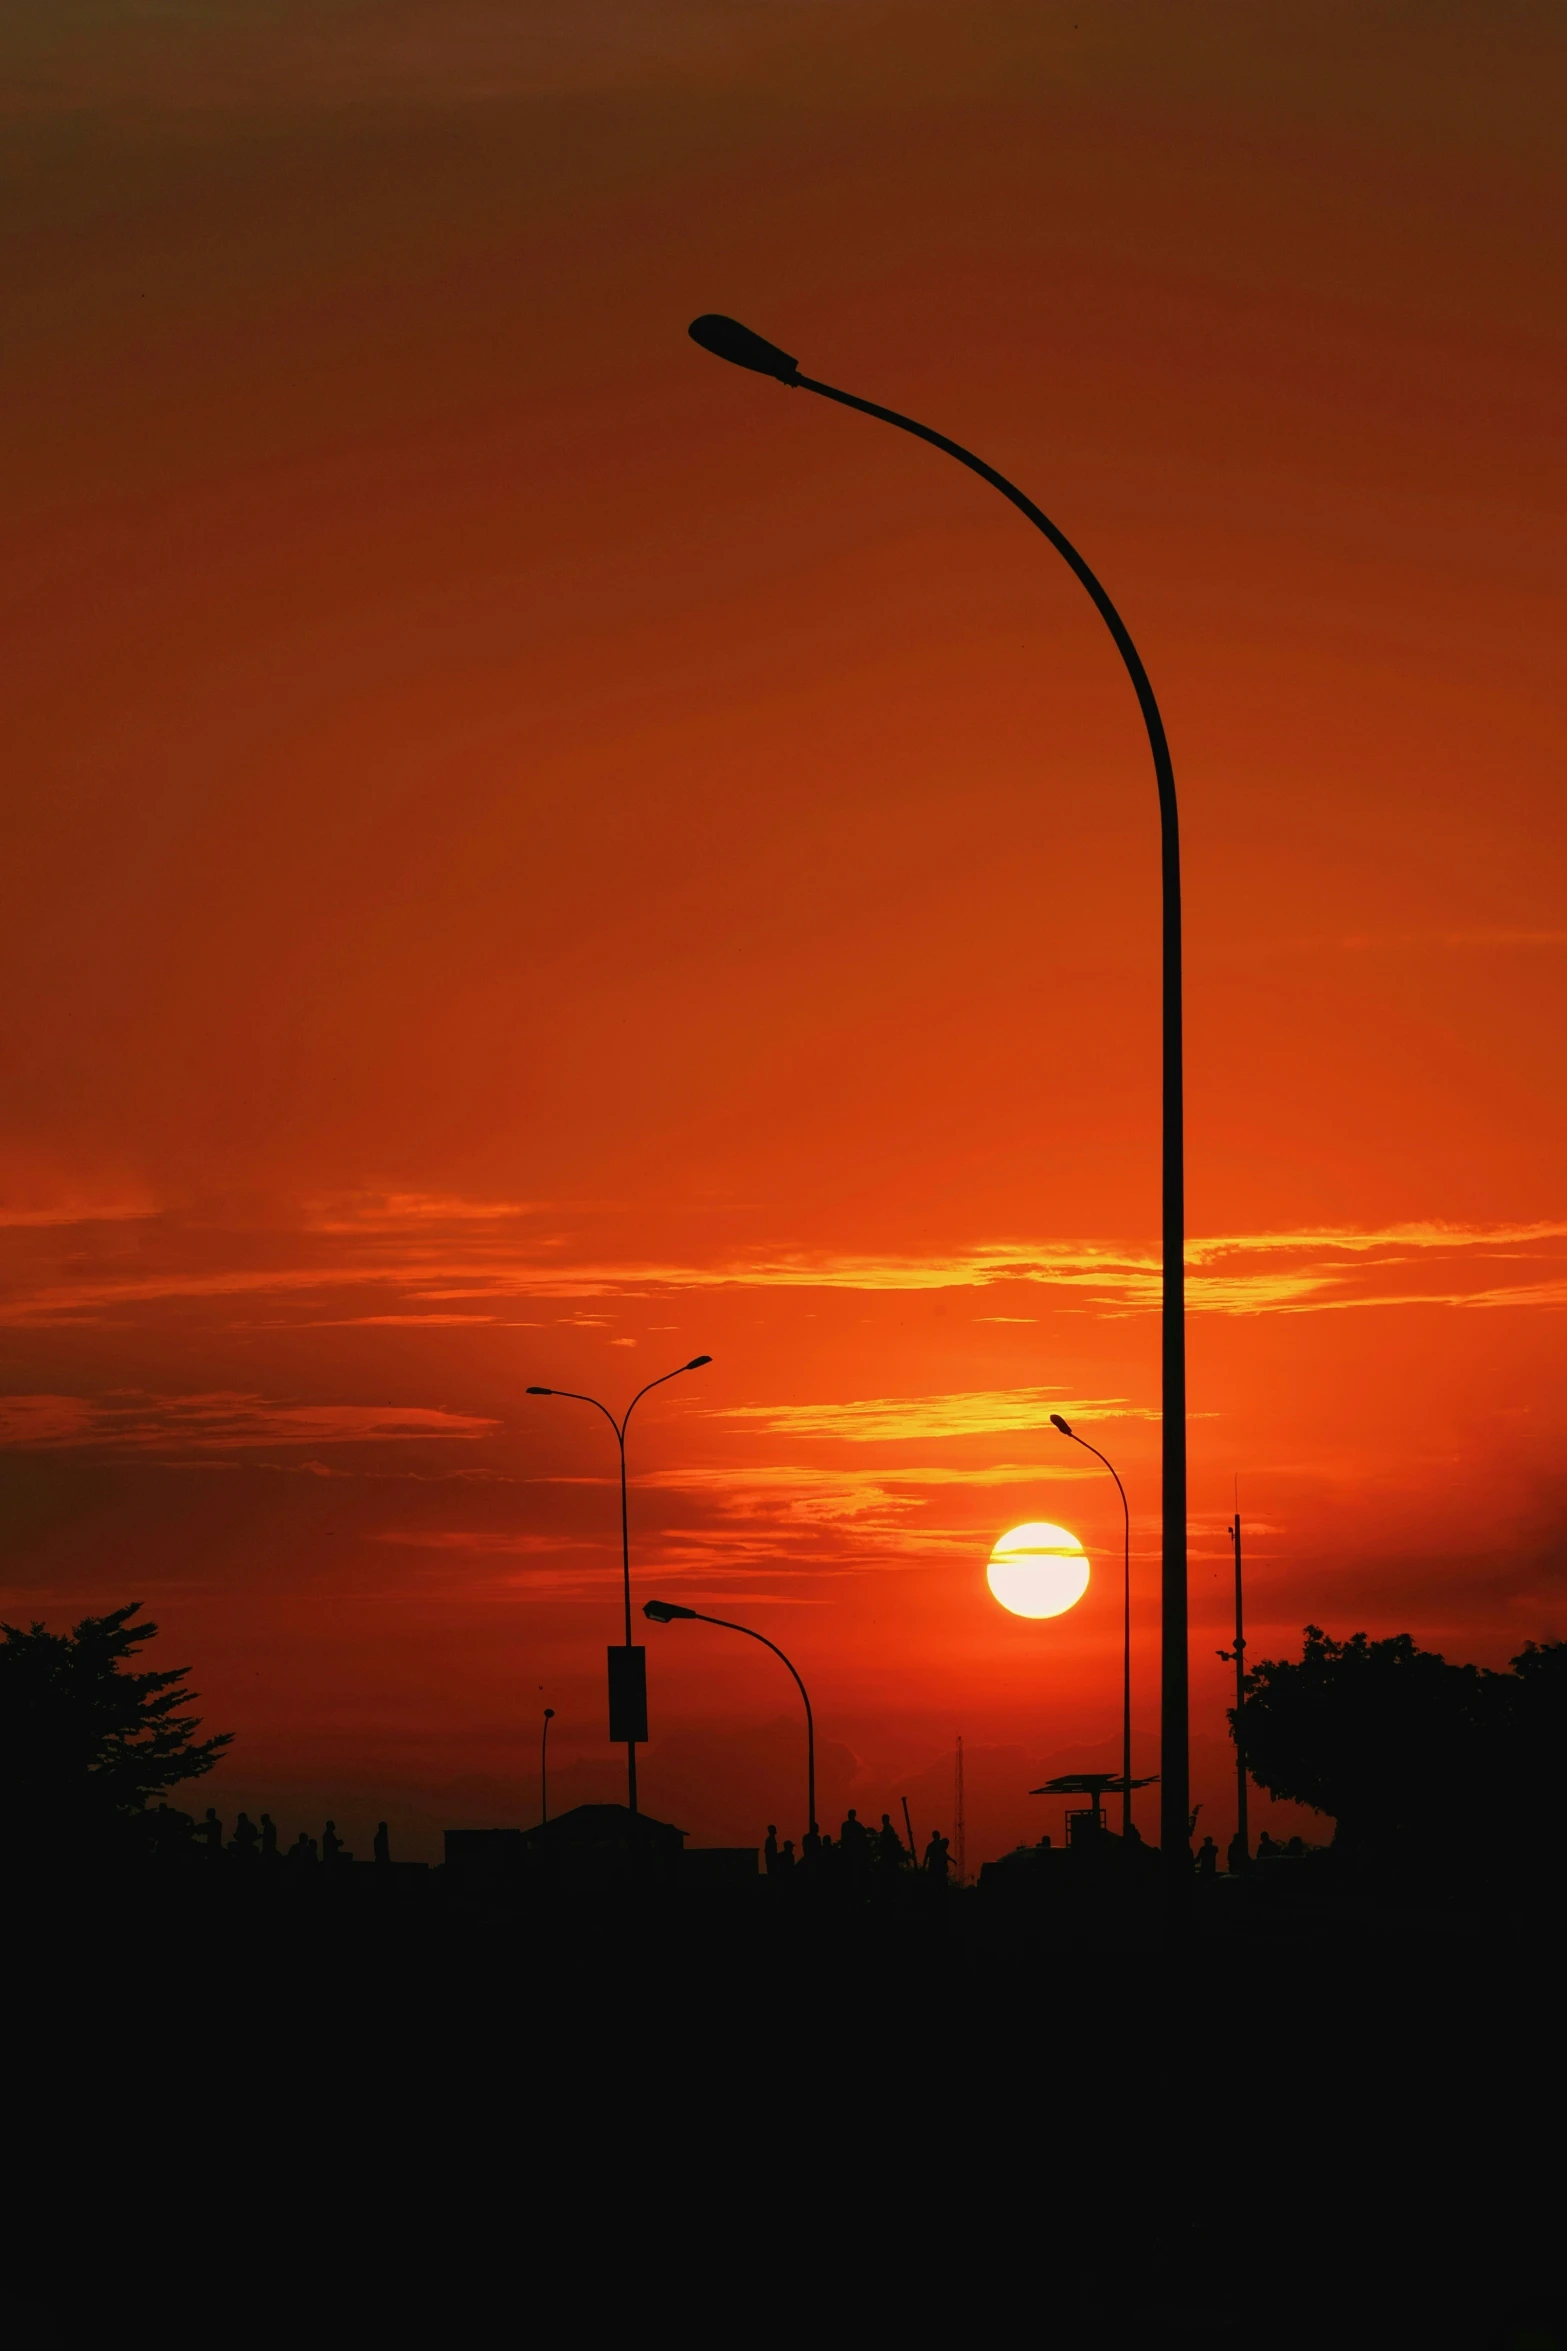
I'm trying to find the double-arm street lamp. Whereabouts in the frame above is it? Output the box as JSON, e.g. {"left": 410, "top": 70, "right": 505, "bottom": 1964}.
{"left": 687, "top": 314, "right": 1189, "bottom": 1885}
{"left": 644, "top": 1599, "right": 816, "bottom": 1840}
{"left": 1051, "top": 1413, "right": 1135, "bottom": 1836}
{"left": 527, "top": 1356, "right": 712, "bottom": 1817}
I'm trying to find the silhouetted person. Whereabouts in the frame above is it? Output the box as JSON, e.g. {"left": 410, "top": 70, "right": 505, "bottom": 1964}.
{"left": 1286, "top": 1834, "right": 1306, "bottom": 1858}
{"left": 197, "top": 1807, "right": 222, "bottom": 1856}
{"left": 924, "top": 1830, "right": 950, "bottom": 1880}
{"left": 1227, "top": 1829, "right": 1248, "bottom": 1874}
{"left": 876, "top": 1813, "right": 906, "bottom": 1869}
{"left": 801, "top": 1824, "right": 821, "bottom": 1870}
{"left": 1196, "top": 1835, "right": 1218, "bottom": 1878}
{"left": 839, "top": 1808, "right": 867, "bottom": 1854}
{"left": 322, "top": 1820, "right": 343, "bottom": 1864}
{"left": 1257, "top": 1830, "right": 1280, "bottom": 1858}
{"left": 260, "top": 1812, "right": 278, "bottom": 1860}
{"left": 230, "top": 1811, "right": 260, "bottom": 1860}
{"left": 373, "top": 1821, "right": 391, "bottom": 1865}
{"left": 778, "top": 1838, "right": 796, "bottom": 1874}
{"left": 764, "top": 1824, "right": 779, "bottom": 1878}
{"left": 287, "top": 1831, "right": 317, "bottom": 1867}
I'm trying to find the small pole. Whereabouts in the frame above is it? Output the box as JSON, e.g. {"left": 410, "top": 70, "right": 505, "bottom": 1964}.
{"left": 541, "top": 1707, "right": 555, "bottom": 1826}
{"left": 901, "top": 1795, "right": 917, "bottom": 1871}
{"left": 1229, "top": 1510, "right": 1248, "bottom": 1868}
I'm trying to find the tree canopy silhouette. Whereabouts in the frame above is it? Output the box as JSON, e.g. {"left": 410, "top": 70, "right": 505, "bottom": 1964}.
{"left": 0, "top": 1603, "right": 231, "bottom": 1860}
{"left": 1233, "top": 1625, "right": 1566, "bottom": 1885}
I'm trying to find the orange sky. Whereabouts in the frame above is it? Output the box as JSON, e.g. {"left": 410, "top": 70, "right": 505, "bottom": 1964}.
{"left": 2, "top": 0, "right": 1562, "bottom": 1861}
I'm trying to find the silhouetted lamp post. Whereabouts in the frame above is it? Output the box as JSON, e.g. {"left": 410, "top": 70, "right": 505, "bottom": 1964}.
{"left": 527, "top": 1356, "right": 712, "bottom": 1817}
{"left": 540, "top": 1705, "right": 555, "bottom": 1827}
{"left": 643, "top": 1599, "right": 817, "bottom": 1838}
{"left": 688, "top": 312, "right": 1189, "bottom": 1885}
{"left": 1051, "top": 1413, "right": 1135, "bottom": 1836}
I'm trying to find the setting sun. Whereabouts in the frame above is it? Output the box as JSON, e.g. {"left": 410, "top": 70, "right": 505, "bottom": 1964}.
{"left": 986, "top": 1524, "right": 1091, "bottom": 1620}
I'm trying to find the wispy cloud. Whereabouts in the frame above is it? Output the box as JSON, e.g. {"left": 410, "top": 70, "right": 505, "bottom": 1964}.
{"left": 2, "top": 1211, "right": 1562, "bottom": 1329}
{"left": 302, "top": 1193, "right": 549, "bottom": 1232}
{"left": 0, "top": 1199, "right": 157, "bottom": 1229}
{"left": 0, "top": 1392, "right": 498, "bottom": 1454}
{"left": 640, "top": 1461, "right": 1093, "bottom": 1493}
{"left": 710, "top": 1387, "right": 1158, "bottom": 1443}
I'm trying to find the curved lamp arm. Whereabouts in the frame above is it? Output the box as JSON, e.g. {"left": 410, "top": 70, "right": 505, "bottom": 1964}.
{"left": 644, "top": 1600, "right": 816, "bottom": 1834}
{"left": 687, "top": 310, "right": 1187, "bottom": 1878}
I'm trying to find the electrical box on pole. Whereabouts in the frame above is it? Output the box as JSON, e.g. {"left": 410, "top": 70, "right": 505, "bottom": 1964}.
{"left": 607, "top": 1646, "right": 648, "bottom": 1744}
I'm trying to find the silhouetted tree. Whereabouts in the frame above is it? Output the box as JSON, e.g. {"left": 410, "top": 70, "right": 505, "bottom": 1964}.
{"left": 1504, "top": 1639, "right": 1567, "bottom": 1874}
{"left": 1232, "top": 1625, "right": 1566, "bottom": 1893}
{"left": 0, "top": 1603, "right": 231, "bottom": 1863}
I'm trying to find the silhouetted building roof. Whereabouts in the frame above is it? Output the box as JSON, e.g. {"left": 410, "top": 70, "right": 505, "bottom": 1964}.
{"left": 444, "top": 1806, "right": 692, "bottom": 1894}
{"left": 520, "top": 1805, "right": 686, "bottom": 1851}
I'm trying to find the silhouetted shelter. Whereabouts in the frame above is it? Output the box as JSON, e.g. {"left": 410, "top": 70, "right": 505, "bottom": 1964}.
{"left": 1031, "top": 1772, "right": 1159, "bottom": 1847}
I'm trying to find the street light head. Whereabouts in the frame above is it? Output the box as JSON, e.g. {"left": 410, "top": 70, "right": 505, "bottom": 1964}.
{"left": 685, "top": 1354, "right": 713, "bottom": 1371}
{"left": 526, "top": 1386, "right": 553, "bottom": 1396}
{"left": 688, "top": 314, "right": 800, "bottom": 384}
{"left": 1049, "top": 1412, "right": 1074, "bottom": 1436}
{"left": 643, "top": 1599, "right": 699, "bottom": 1623}
{"left": 543, "top": 1706, "right": 555, "bottom": 1718}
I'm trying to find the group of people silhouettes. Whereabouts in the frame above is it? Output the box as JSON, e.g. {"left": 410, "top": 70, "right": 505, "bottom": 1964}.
{"left": 763, "top": 1808, "right": 954, "bottom": 1885}
{"left": 1189, "top": 1828, "right": 1312, "bottom": 1877}
{"left": 185, "top": 1808, "right": 394, "bottom": 1868}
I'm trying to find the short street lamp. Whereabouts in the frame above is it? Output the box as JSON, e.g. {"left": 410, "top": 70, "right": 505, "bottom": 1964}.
{"left": 1051, "top": 1413, "right": 1136, "bottom": 1836}
{"left": 643, "top": 1599, "right": 817, "bottom": 1838}
{"left": 527, "top": 1356, "right": 712, "bottom": 1817}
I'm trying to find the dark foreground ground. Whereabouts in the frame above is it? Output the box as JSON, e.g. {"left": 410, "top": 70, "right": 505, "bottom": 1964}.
{"left": 5, "top": 1868, "right": 1561, "bottom": 2348}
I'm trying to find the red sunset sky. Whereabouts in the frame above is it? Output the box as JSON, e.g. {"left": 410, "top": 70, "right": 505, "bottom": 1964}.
{"left": 2, "top": 0, "right": 1562, "bottom": 1863}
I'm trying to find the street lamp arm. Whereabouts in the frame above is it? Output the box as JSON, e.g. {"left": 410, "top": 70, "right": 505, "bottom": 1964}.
{"left": 1061, "top": 1427, "right": 1131, "bottom": 1529}
{"left": 699, "top": 1614, "right": 816, "bottom": 1834}
{"left": 535, "top": 1388, "right": 624, "bottom": 1444}
{"left": 646, "top": 1604, "right": 817, "bottom": 1835}
{"left": 691, "top": 1613, "right": 813, "bottom": 1721}
{"left": 792, "top": 374, "right": 1177, "bottom": 819}
{"left": 620, "top": 1361, "right": 699, "bottom": 1440}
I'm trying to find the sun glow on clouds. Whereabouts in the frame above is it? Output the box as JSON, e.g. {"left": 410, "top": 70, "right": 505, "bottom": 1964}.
{"left": 711, "top": 1388, "right": 1158, "bottom": 1443}
{"left": 2, "top": 1211, "right": 1564, "bottom": 1329}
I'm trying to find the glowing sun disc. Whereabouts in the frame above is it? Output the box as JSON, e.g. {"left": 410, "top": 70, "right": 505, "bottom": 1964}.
{"left": 987, "top": 1522, "right": 1090, "bottom": 1619}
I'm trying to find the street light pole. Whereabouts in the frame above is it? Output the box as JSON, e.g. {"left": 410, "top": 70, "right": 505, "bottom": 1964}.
{"left": 687, "top": 313, "right": 1188, "bottom": 1889}
{"left": 1228, "top": 1511, "right": 1248, "bottom": 1867}
{"left": 540, "top": 1705, "right": 555, "bottom": 1826}
{"left": 644, "top": 1600, "right": 816, "bottom": 1838}
{"left": 527, "top": 1356, "right": 713, "bottom": 1817}
{"left": 1050, "top": 1414, "right": 1134, "bottom": 1837}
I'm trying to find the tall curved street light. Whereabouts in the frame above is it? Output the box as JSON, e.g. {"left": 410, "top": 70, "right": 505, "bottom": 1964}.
{"left": 687, "top": 313, "right": 1188, "bottom": 1883}
{"left": 540, "top": 1705, "right": 555, "bottom": 1827}
{"left": 644, "top": 1599, "right": 816, "bottom": 1839}
{"left": 1051, "top": 1413, "right": 1135, "bottom": 1836}
{"left": 527, "top": 1356, "right": 713, "bottom": 1817}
